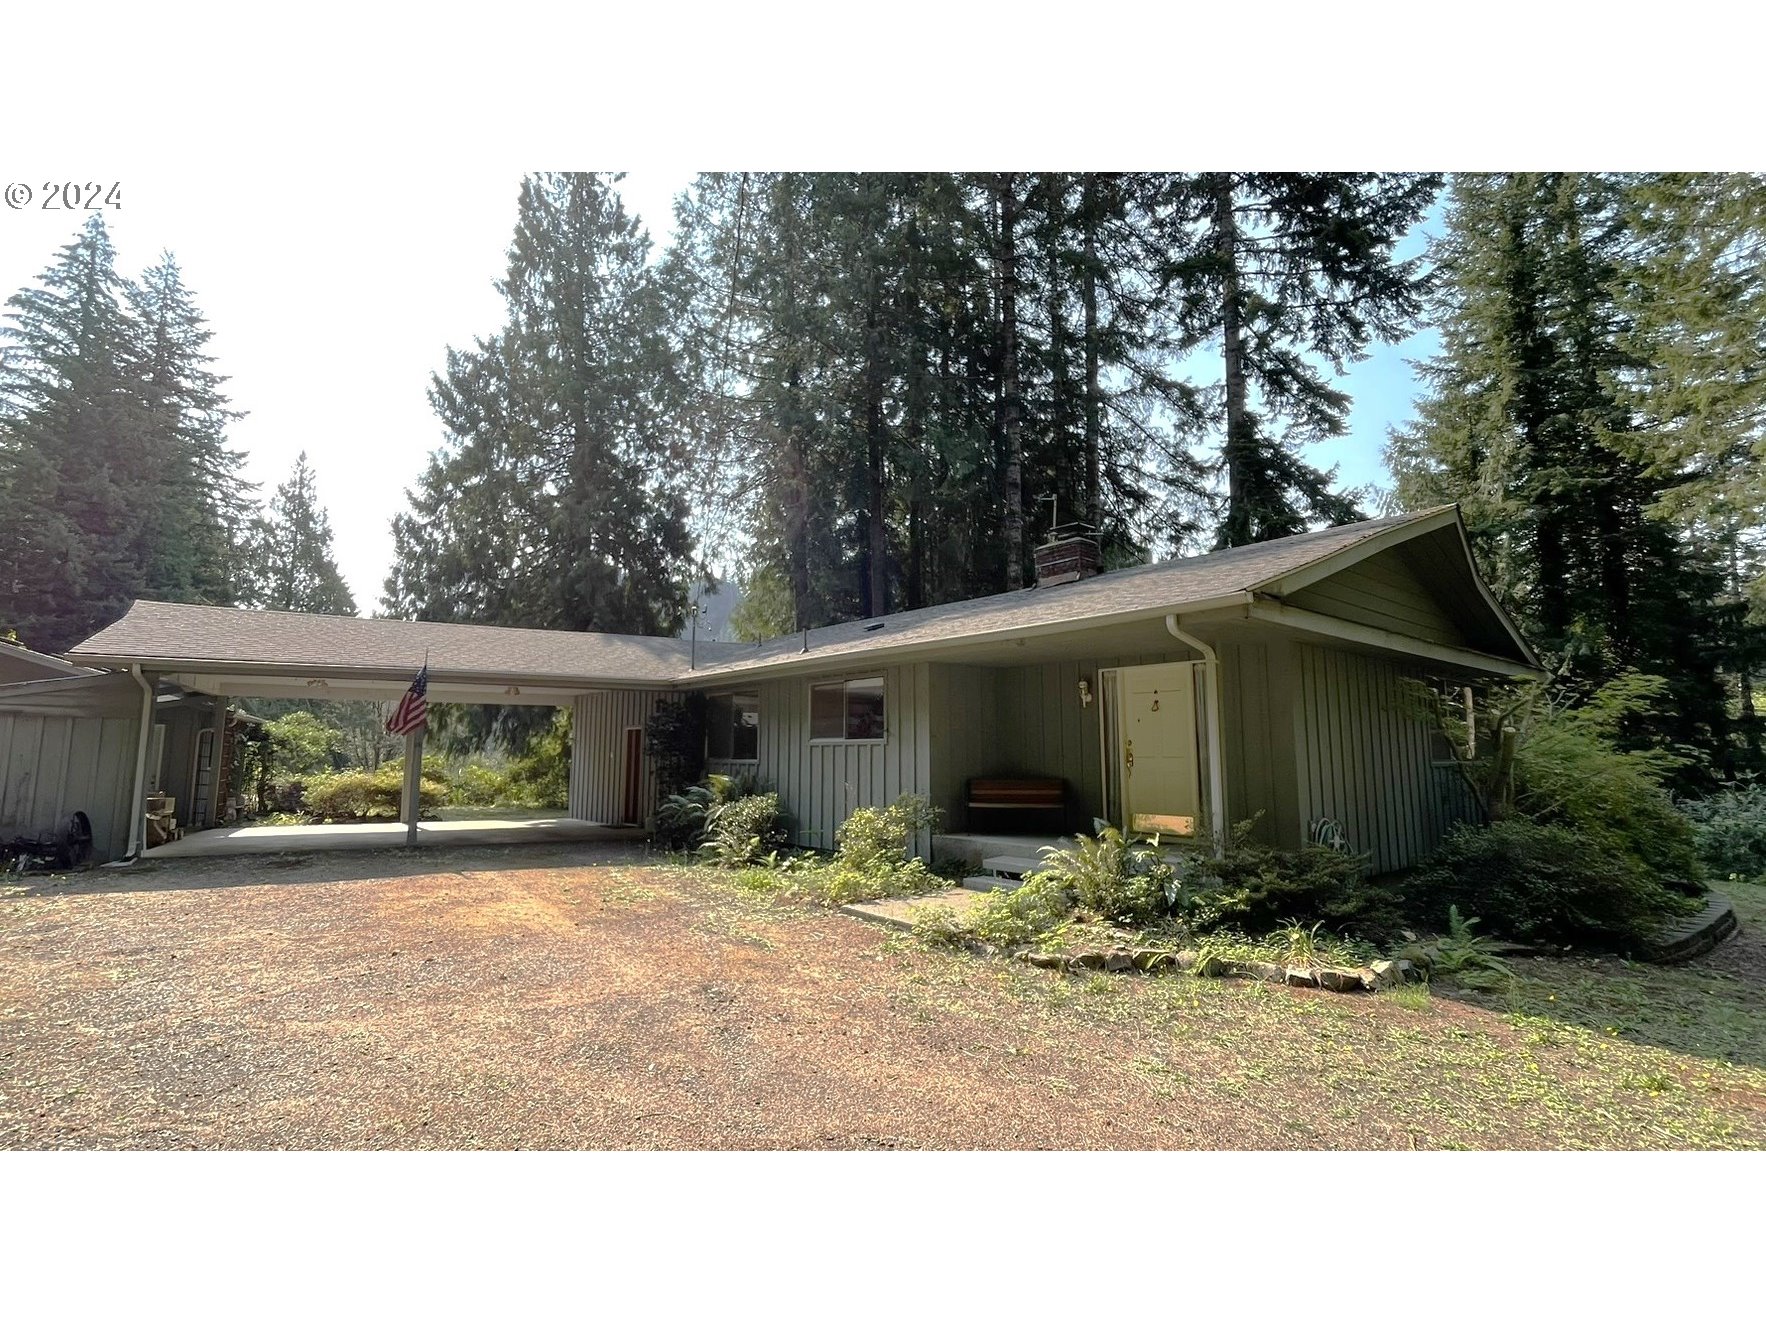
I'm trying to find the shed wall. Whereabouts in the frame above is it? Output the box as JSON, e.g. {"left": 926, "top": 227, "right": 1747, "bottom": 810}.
{"left": 1292, "top": 642, "right": 1482, "bottom": 874}
{"left": 0, "top": 685, "right": 141, "bottom": 863}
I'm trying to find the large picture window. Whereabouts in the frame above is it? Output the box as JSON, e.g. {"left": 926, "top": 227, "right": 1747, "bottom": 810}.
{"left": 810, "top": 676, "right": 885, "bottom": 742}
{"left": 706, "top": 691, "right": 760, "bottom": 761}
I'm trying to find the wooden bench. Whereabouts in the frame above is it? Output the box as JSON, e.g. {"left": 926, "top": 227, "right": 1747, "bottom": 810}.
{"left": 967, "top": 777, "right": 1066, "bottom": 831}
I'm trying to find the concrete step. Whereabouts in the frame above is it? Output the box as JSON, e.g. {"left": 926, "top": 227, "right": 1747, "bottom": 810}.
{"left": 961, "top": 874, "right": 1023, "bottom": 893}
{"left": 981, "top": 854, "right": 1045, "bottom": 878}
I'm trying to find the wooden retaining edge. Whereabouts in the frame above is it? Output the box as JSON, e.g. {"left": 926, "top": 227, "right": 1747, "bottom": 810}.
{"left": 1644, "top": 892, "right": 1738, "bottom": 964}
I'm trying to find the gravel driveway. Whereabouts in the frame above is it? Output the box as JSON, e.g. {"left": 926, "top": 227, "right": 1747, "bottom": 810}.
{"left": 3, "top": 846, "right": 1762, "bottom": 1149}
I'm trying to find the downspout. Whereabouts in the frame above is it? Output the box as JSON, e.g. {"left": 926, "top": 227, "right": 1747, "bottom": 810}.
{"left": 118, "top": 664, "right": 154, "bottom": 863}
{"left": 1165, "top": 615, "right": 1226, "bottom": 854}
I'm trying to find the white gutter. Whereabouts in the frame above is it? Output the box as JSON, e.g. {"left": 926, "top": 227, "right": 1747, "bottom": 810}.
{"left": 119, "top": 664, "right": 154, "bottom": 863}
{"left": 1165, "top": 615, "right": 1227, "bottom": 854}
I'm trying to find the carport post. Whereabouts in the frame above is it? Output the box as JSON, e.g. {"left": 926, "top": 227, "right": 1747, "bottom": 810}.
{"left": 402, "top": 729, "right": 424, "bottom": 847}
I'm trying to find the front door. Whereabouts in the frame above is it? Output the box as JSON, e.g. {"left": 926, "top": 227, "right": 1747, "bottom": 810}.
{"left": 619, "top": 727, "right": 644, "bottom": 825}
{"left": 1120, "top": 662, "right": 1202, "bottom": 838}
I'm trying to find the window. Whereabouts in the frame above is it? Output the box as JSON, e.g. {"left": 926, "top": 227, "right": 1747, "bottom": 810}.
{"left": 706, "top": 692, "right": 760, "bottom": 761}
{"left": 810, "top": 676, "right": 885, "bottom": 742}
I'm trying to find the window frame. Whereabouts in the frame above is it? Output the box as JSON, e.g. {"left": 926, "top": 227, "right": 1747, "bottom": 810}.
{"left": 807, "top": 675, "right": 887, "bottom": 745}
{"left": 705, "top": 690, "right": 761, "bottom": 764}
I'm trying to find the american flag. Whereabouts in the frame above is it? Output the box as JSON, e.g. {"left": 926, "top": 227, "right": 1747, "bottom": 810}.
{"left": 385, "top": 663, "right": 429, "bottom": 736}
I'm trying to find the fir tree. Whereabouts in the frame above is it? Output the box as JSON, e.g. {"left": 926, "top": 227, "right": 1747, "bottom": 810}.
{"left": 386, "top": 172, "right": 693, "bottom": 641}
{"left": 0, "top": 216, "right": 151, "bottom": 650}
{"left": 244, "top": 451, "right": 357, "bottom": 614}
{"left": 1388, "top": 172, "right": 1736, "bottom": 778}
{"left": 1159, "top": 172, "right": 1440, "bottom": 546}
{"left": 129, "top": 253, "right": 253, "bottom": 606}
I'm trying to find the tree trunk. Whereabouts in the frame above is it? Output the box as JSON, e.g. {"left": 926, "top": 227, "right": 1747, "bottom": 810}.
{"left": 1081, "top": 174, "right": 1102, "bottom": 530}
{"left": 997, "top": 173, "right": 1025, "bottom": 589}
{"left": 1214, "top": 174, "right": 1253, "bottom": 547}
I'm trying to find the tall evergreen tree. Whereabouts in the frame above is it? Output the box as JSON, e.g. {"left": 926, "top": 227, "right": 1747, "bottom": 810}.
{"left": 387, "top": 172, "right": 693, "bottom": 632}
{"left": 1388, "top": 172, "right": 1736, "bottom": 777}
{"left": 244, "top": 451, "right": 357, "bottom": 614}
{"left": 1158, "top": 173, "right": 1440, "bottom": 546}
{"left": 129, "top": 253, "right": 253, "bottom": 606}
{"left": 0, "top": 217, "right": 154, "bottom": 650}
{"left": 0, "top": 219, "right": 252, "bottom": 649}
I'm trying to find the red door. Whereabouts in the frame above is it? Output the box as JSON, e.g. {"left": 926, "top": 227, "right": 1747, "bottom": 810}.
{"left": 620, "top": 728, "right": 643, "bottom": 825}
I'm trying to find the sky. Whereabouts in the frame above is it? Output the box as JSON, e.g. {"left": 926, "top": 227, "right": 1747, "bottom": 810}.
{"left": 0, "top": 173, "right": 1442, "bottom": 612}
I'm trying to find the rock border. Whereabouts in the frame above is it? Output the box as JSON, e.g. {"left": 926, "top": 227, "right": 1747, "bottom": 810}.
{"left": 1005, "top": 944, "right": 1422, "bottom": 993}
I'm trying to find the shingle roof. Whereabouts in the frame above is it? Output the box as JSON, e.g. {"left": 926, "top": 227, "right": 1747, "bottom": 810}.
{"left": 687, "top": 510, "right": 1448, "bottom": 679}
{"left": 63, "top": 509, "right": 1483, "bottom": 686}
{"left": 64, "top": 601, "right": 733, "bottom": 685}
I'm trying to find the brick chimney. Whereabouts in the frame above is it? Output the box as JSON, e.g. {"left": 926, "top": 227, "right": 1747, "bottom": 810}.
{"left": 1033, "top": 523, "right": 1103, "bottom": 587}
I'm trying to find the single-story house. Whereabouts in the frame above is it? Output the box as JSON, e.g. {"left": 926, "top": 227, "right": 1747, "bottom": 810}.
{"left": 40, "top": 504, "right": 1538, "bottom": 867}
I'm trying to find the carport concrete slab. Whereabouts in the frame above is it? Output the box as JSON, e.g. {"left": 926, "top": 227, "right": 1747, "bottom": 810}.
{"left": 145, "top": 816, "right": 643, "bottom": 858}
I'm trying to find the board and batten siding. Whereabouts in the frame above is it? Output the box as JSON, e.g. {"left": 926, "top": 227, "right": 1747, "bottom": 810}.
{"left": 570, "top": 690, "right": 666, "bottom": 824}
{"left": 0, "top": 676, "right": 143, "bottom": 862}
{"left": 1292, "top": 642, "right": 1481, "bottom": 874}
{"left": 1286, "top": 547, "right": 1467, "bottom": 647}
{"left": 708, "top": 664, "right": 935, "bottom": 858}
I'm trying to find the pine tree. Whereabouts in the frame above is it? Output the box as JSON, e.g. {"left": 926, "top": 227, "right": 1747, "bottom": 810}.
{"left": 388, "top": 173, "right": 693, "bottom": 630}
{"left": 1158, "top": 173, "right": 1440, "bottom": 546}
{"left": 244, "top": 451, "right": 357, "bottom": 614}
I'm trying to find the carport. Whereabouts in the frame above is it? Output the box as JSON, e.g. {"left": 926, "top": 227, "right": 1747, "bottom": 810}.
{"left": 61, "top": 600, "right": 711, "bottom": 861}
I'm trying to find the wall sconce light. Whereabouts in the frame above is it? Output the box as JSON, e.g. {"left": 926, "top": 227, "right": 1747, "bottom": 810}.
{"left": 504, "top": 685, "right": 522, "bottom": 697}
{"left": 1078, "top": 678, "right": 1093, "bottom": 708}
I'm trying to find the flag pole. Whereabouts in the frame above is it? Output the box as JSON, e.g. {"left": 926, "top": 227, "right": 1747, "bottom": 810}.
{"left": 401, "top": 651, "right": 428, "bottom": 848}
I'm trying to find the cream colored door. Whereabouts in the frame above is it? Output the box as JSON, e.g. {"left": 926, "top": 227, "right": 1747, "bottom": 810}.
{"left": 1121, "top": 662, "right": 1202, "bottom": 838}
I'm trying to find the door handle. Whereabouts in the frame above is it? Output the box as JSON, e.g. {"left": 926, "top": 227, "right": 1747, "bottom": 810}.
{"left": 1125, "top": 739, "right": 1134, "bottom": 773}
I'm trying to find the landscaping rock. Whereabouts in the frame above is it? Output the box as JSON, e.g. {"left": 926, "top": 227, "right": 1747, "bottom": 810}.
{"left": 1023, "top": 950, "right": 1068, "bottom": 970}
{"left": 1132, "top": 949, "right": 1175, "bottom": 972}
{"left": 1072, "top": 950, "right": 1108, "bottom": 970}
{"left": 1103, "top": 950, "right": 1134, "bottom": 972}
{"left": 1174, "top": 950, "right": 1200, "bottom": 972}
{"left": 1241, "top": 961, "right": 1287, "bottom": 983}
{"left": 1286, "top": 966, "right": 1320, "bottom": 987}
{"left": 1317, "top": 967, "right": 1366, "bottom": 994}
{"left": 1367, "top": 958, "right": 1420, "bottom": 988}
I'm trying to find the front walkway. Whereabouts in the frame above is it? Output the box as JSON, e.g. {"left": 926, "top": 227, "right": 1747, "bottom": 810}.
{"left": 144, "top": 815, "right": 643, "bottom": 858}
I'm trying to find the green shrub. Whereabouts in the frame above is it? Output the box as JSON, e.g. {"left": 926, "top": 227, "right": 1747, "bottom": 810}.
{"left": 1028, "top": 823, "right": 1177, "bottom": 927}
{"left": 503, "top": 712, "right": 569, "bottom": 809}
{"left": 450, "top": 762, "right": 511, "bottom": 807}
{"left": 964, "top": 872, "right": 1075, "bottom": 949}
{"left": 1185, "top": 824, "right": 1400, "bottom": 940}
{"left": 699, "top": 793, "right": 785, "bottom": 868}
{"left": 1682, "top": 782, "right": 1766, "bottom": 881}
{"left": 1509, "top": 673, "right": 1702, "bottom": 883}
{"left": 1412, "top": 819, "right": 1699, "bottom": 952}
{"left": 263, "top": 711, "right": 343, "bottom": 778}
{"left": 833, "top": 794, "right": 941, "bottom": 872}
{"left": 657, "top": 785, "right": 715, "bottom": 851}
{"left": 645, "top": 694, "right": 707, "bottom": 798}
{"left": 304, "top": 763, "right": 447, "bottom": 821}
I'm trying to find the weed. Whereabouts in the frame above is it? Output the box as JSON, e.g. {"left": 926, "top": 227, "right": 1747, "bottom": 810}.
{"left": 1382, "top": 983, "right": 1432, "bottom": 1012}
